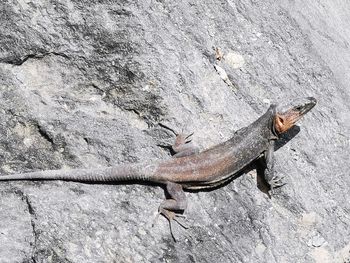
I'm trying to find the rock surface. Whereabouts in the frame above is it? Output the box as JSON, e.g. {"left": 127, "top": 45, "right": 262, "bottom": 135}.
{"left": 0, "top": 0, "right": 349, "bottom": 262}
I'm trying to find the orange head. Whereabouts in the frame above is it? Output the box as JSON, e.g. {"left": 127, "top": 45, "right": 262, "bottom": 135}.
{"left": 274, "top": 97, "right": 317, "bottom": 134}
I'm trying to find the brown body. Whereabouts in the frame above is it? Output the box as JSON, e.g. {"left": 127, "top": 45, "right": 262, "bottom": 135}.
{"left": 153, "top": 110, "right": 273, "bottom": 190}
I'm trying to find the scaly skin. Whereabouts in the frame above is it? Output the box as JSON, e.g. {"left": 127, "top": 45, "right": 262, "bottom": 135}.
{"left": 0, "top": 97, "right": 316, "bottom": 240}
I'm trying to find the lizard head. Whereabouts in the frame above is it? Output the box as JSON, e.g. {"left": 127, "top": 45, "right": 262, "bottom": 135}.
{"left": 274, "top": 97, "right": 317, "bottom": 134}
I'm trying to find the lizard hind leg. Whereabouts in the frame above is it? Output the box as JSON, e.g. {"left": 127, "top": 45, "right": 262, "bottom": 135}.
{"left": 156, "top": 182, "right": 188, "bottom": 241}
{"left": 172, "top": 132, "right": 199, "bottom": 158}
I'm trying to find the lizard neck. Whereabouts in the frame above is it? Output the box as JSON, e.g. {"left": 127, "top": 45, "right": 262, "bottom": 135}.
{"left": 232, "top": 104, "right": 276, "bottom": 142}
{"left": 253, "top": 104, "right": 277, "bottom": 139}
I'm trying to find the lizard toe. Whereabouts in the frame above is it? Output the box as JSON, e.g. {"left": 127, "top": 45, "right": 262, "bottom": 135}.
{"left": 269, "top": 175, "right": 286, "bottom": 189}
{"left": 173, "top": 215, "right": 189, "bottom": 229}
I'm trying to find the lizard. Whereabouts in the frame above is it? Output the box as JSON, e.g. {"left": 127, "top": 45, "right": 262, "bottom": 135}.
{"left": 0, "top": 97, "right": 316, "bottom": 238}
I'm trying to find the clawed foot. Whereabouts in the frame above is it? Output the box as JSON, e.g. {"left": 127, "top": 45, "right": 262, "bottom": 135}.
{"left": 172, "top": 132, "right": 200, "bottom": 158}
{"left": 268, "top": 175, "right": 286, "bottom": 194}
{"left": 158, "top": 124, "right": 193, "bottom": 142}
{"left": 173, "top": 131, "right": 194, "bottom": 148}
{"left": 176, "top": 132, "right": 194, "bottom": 143}
{"left": 153, "top": 182, "right": 188, "bottom": 241}
{"left": 157, "top": 132, "right": 194, "bottom": 147}
{"left": 153, "top": 209, "right": 189, "bottom": 241}
{"left": 158, "top": 124, "right": 197, "bottom": 157}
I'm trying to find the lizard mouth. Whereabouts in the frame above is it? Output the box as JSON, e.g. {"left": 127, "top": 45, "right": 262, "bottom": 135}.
{"left": 274, "top": 97, "right": 317, "bottom": 134}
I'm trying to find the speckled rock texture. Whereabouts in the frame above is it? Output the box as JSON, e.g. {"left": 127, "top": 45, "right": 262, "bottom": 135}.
{"left": 0, "top": 0, "right": 349, "bottom": 262}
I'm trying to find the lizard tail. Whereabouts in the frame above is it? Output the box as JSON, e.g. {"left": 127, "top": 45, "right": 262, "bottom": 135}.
{"left": 0, "top": 163, "right": 157, "bottom": 182}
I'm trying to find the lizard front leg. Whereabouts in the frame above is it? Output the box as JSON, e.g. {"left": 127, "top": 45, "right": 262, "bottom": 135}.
{"left": 262, "top": 140, "right": 285, "bottom": 193}
{"left": 157, "top": 182, "right": 188, "bottom": 241}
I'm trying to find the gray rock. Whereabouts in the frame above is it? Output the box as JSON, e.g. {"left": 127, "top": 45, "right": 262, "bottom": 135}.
{"left": 0, "top": 0, "right": 349, "bottom": 262}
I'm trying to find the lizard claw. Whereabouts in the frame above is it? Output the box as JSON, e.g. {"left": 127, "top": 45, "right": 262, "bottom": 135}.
{"left": 168, "top": 213, "right": 189, "bottom": 242}
{"left": 160, "top": 209, "right": 188, "bottom": 229}
{"left": 172, "top": 215, "right": 189, "bottom": 229}
{"left": 184, "top": 132, "right": 194, "bottom": 142}
{"left": 172, "top": 132, "right": 198, "bottom": 158}
{"left": 157, "top": 208, "right": 189, "bottom": 241}
{"left": 158, "top": 124, "right": 194, "bottom": 142}
{"left": 268, "top": 175, "right": 286, "bottom": 191}
{"left": 175, "top": 132, "right": 194, "bottom": 145}
{"left": 156, "top": 132, "right": 194, "bottom": 150}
